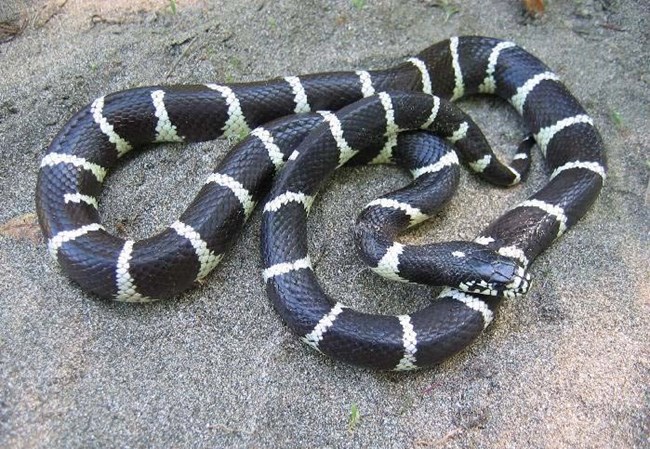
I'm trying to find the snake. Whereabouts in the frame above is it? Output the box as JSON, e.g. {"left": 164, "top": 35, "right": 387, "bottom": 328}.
{"left": 35, "top": 36, "right": 606, "bottom": 370}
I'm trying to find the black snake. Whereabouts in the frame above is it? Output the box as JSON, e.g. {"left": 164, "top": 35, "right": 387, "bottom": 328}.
{"left": 35, "top": 36, "right": 606, "bottom": 370}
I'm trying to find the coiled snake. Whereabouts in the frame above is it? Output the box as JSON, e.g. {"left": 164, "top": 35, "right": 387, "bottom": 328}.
{"left": 36, "top": 36, "right": 606, "bottom": 370}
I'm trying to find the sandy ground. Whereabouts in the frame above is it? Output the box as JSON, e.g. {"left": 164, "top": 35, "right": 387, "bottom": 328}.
{"left": 0, "top": 0, "right": 648, "bottom": 448}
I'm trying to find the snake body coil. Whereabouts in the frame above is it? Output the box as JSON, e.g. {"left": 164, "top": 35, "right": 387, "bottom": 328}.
{"left": 36, "top": 36, "right": 606, "bottom": 370}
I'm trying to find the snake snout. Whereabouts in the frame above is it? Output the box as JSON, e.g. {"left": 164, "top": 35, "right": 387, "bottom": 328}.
{"left": 491, "top": 258, "right": 531, "bottom": 298}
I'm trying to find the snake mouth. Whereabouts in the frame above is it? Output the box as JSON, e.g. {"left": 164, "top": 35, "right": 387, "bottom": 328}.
{"left": 458, "top": 264, "right": 531, "bottom": 299}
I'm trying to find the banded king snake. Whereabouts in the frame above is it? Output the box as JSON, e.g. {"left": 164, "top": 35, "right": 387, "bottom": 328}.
{"left": 36, "top": 36, "right": 606, "bottom": 370}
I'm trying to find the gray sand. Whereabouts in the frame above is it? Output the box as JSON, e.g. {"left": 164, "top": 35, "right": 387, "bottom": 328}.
{"left": 0, "top": 1, "right": 648, "bottom": 448}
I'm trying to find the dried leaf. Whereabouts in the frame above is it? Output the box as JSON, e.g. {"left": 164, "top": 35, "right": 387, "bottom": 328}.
{"left": 522, "top": 0, "right": 545, "bottom": 17}
{"left": 0, "top": 213, "right": 43, "bottom": 243}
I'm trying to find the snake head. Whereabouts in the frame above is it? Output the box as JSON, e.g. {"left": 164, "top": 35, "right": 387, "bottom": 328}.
{"left": 456, "top": 246, "right": 531, "bottom": 299}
